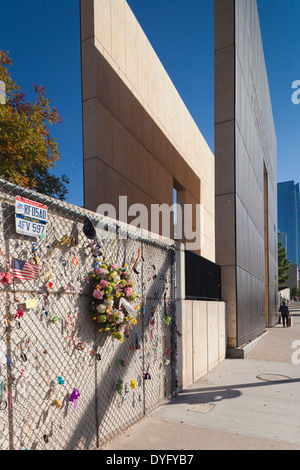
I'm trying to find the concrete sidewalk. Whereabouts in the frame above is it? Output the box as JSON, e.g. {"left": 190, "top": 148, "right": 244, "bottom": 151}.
{"left": 102, "top": 306, "right": 300, "bottom": 450}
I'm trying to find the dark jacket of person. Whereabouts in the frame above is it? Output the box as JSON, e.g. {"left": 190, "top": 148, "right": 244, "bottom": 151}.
{"left": 279, "top": 304, "right": 289, "bottom": 316}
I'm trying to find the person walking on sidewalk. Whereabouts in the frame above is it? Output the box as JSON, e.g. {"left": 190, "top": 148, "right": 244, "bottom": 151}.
{"left": 279, "top": 300, "right": 290, "bottom": 327}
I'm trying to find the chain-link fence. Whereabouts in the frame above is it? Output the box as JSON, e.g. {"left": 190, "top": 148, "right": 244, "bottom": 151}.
{"left": 0, "top": 178, "right": 176, "bottom": 450}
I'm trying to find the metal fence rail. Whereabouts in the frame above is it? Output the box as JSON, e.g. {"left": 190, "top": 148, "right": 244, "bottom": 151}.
{"left": 0, "top": 179, "right": 176, "bottom": 450}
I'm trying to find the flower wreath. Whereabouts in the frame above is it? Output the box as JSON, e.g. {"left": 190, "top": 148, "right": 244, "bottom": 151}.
{"left": 89, "top": 261, "right": 139, "bottom": 342}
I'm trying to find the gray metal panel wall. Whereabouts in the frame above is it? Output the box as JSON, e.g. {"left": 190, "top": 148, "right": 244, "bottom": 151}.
{"left": 215, "top": 0, "right": 278, "bottom": 348}
{"left": 235, "top": 0, "right": 277, "bottom": 345}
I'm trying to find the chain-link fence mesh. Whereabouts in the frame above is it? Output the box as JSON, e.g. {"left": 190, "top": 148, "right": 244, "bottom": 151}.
{"left": 0, "top": 179, "right": 176, "bottom": 450}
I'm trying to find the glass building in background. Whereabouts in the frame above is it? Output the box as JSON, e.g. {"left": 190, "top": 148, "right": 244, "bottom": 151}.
{"left": 278, "top": 232, "right": 287, "bottom": 251}
{"left": 277, "top": 181, "right": 300, "bottom": 266}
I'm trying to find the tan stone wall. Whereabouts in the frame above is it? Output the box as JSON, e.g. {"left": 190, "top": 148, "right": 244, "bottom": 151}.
{"left": 176, "top": 300, "right": 226, "bottom": 389}
{"left": 174, "top": 243, "right": 226, "bottom": 389}
{"left": 80, "top": 0, "right": 215, "bottom": 261}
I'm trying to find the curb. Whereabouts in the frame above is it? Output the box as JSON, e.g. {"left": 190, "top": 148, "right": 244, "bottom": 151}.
{"left": 226, "top": 330, "right": 269, "bottom": 359}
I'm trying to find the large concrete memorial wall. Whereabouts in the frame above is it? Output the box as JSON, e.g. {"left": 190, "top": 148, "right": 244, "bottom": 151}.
{"left": 215, "top": 0, "right": 278, "bottom": 348}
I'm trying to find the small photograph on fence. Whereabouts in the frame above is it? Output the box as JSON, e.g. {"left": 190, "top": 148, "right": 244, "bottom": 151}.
{"left": 0, "top": 179, "right": 176, "bottom": 450}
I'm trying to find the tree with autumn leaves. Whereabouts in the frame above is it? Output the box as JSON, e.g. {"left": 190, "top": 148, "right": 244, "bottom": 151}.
{"left": 0, "top": 50, "right": 69, "bottom": 200}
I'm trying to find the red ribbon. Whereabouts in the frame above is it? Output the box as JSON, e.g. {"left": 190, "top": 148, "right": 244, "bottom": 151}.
{"left": 15, "top": 308, "right": 24, "bottom": 319}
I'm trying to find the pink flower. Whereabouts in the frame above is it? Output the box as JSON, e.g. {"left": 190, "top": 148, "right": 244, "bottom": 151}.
{"left": 125, "top": 287, "right": 133, "bottom": 297}
{"left": 93, "top": 289, "right": 104, "bottom": 300}
{"left": 0, "top": 272, "right": 12, "bottom": 285}
{"left": 99, "top": 279, "right": 109, "bottom": 288}
{"left": 96, "top": 268, "right": 106, "bottom": 276}
{"left": 5, "top": 272, "right": 12, "bottom": 284}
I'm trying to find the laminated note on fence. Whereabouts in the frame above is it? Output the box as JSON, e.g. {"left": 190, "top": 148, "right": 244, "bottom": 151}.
{"left": 25, "top": 298, "right": 38, "bottom": 309}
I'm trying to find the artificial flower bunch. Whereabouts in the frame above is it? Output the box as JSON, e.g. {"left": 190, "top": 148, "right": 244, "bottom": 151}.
{"left": 89, "top": 261, "right": 139, "bottom": 341}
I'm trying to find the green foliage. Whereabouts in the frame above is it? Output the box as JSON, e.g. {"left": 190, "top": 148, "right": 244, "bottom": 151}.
{"left": 278, "top": 238, "right": 291, "bottom": 286}
{"left": 291, "top": 285, "right": 300, "bottom": 298}
{"left": 0, "top": 50, "right": 69, "bottom": 200}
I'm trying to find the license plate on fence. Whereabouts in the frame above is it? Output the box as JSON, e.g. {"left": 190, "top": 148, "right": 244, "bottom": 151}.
{"left": 15, "top": 196, "right": 47, "bottom": 238}
{"left": 15, "top": 218, "right": 47, "bottom": 237}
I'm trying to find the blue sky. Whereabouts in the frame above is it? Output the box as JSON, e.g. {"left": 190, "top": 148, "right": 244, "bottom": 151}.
{"left": 1, "top": 0, "right": 300, "bottom": 206}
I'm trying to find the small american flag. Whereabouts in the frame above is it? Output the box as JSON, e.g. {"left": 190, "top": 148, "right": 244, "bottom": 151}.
{"left": 12, "top": 258, "right": 40, "bottom": 281}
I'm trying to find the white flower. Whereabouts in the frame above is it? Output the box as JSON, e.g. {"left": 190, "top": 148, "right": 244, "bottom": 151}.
{"left": 96, "top": 304, "right": 106, "bottom": 313}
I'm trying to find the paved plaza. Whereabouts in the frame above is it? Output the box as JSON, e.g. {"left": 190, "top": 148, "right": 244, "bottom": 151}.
{"left": 103, "top": 303, "right": 300, "bottom": 450}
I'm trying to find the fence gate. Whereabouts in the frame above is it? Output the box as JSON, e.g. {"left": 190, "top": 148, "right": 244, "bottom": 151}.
{"left": 0, "top": 179, "right": 176, "bottom": 450}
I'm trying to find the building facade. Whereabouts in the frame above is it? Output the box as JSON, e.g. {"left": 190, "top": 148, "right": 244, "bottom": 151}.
{"left": 80, "top": 0, "right": 215, "bottom": 262}
{"left": 80, "top": 0, "right": 226, "bottom": 390}
{"left": 214, "top": 0, "right": 278, "bottom": 349}
{"left": 80, "top": 0, "right": 278, "bottom": 356}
